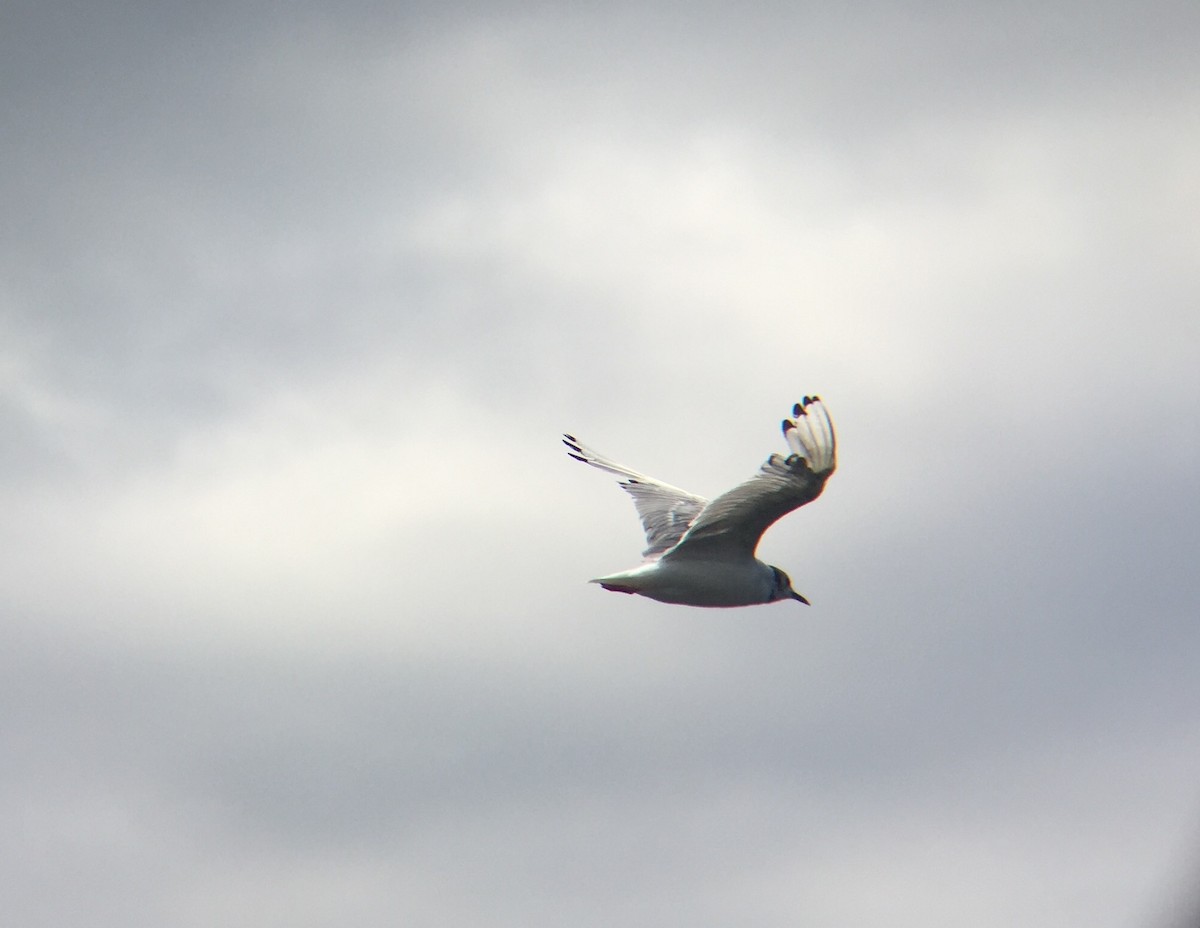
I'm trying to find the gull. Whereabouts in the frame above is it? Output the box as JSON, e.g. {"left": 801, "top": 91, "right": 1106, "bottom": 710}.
{"left": 563, "top": 396, "right": 836, "bottom": 607}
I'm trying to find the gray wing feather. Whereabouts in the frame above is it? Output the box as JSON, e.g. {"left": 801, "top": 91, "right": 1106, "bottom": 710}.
{"left": 662, "top": 397, "right": 837, "bottom": 561}
{"left": 562, "top": 434, "right": 708, "bottom": 559}
{"left": 662, "top": 454, "right": 828, "bottom": 560}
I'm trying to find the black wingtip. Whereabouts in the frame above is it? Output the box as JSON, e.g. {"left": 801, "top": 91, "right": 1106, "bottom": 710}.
{"left": 566, "top": 452, "right": 587, "bottom": 463}
{"left": 563, "top": 433, "right": 578, "bottom": 442}
{"left": 792, "top": 402, "right": 802, "bottom": 417}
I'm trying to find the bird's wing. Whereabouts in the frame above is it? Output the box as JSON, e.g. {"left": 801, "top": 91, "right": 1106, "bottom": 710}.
{"left": 562, "top": 434, "right": 708, "bottom": 560}
{"left": 662, "top": 396, "right": 836, "bottom": 562}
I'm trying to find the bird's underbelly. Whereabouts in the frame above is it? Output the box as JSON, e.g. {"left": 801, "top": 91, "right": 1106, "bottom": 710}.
{"left": 593, "top": 559, "right": 771, "bottom": 607}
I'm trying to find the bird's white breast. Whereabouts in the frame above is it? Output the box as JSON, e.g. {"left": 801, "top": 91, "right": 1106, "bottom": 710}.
{"left": 592, "top": 558, "right": 774, "bottom": 607}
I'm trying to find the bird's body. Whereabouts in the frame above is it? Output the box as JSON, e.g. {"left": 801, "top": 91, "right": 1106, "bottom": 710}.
{"left": 564, "top": 396, "right": 837, "bottom": 608}
{"left": 589, "top": 557, "right": 779, "bottom": 607}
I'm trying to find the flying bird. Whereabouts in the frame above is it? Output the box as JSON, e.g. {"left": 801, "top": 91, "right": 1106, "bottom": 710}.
{"left": 563, "top": 396, "right": 836, "bottom": 607}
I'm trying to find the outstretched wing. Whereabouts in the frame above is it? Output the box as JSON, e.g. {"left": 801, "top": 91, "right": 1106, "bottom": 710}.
{"left": 662, "top": 396, "right": 836, "bottom": 562}
{"left": 562, "top": 434, "right": 708, "bottom": 559}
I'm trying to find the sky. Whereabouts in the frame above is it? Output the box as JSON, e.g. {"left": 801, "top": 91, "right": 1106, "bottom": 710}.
{"left": 3, "top": 2, "right": 1199, "bottom": 925}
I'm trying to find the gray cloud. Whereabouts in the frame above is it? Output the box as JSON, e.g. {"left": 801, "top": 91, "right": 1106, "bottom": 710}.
{"left": 3, "top": 1, "right": 1198, "bottom": 925}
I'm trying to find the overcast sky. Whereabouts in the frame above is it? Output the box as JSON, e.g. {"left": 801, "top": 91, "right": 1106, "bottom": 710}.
{"left": 3, "top": 2, "right": 1199, "bottom": 926}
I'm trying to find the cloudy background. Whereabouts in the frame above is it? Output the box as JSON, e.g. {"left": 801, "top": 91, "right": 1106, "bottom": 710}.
{"left": 4, "top": 1, "right": 1199, "bottom": 925}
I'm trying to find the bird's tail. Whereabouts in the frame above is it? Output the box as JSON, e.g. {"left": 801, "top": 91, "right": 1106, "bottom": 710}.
{"left": 781, "top": 396, "right": 836, "bottom": 474}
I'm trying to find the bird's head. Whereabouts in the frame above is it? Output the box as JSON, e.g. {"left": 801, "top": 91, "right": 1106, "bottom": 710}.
{"left": 768, "top": 566, "right": 810, "bottom": 605}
